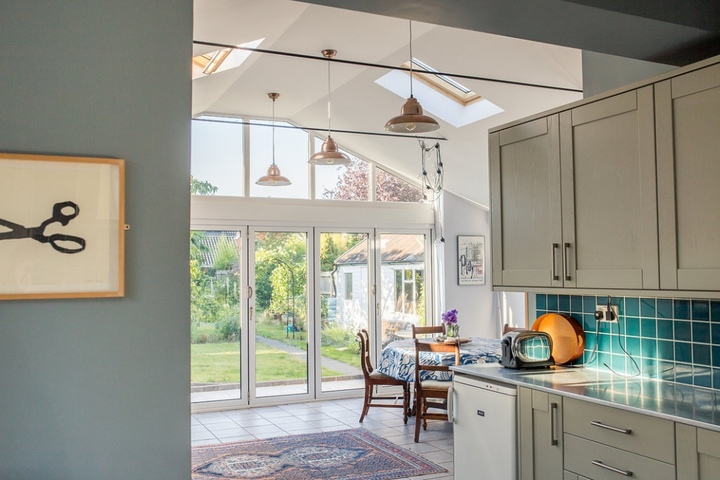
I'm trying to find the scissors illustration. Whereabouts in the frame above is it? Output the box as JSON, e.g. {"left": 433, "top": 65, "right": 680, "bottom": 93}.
{"left": 0, "top": 201, "right": 87, "bottom": 254}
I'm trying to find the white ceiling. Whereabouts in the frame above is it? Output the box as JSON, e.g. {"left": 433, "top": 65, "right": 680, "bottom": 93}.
{"left": 192, "top": 0, "right": 583, "bottom": 207}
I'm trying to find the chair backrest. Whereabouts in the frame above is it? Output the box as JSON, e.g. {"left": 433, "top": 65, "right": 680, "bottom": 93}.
{"left": 502, "top": 324, "right": 526, "bottom": 334}
{"left": 413, "top": 338, "right": 460, "bottom": 384}
{"left": 357, "top": 329, "right": 374, "bottom": 377}
{"left": 411, "top": 324, "right": 446, "bottom": 338}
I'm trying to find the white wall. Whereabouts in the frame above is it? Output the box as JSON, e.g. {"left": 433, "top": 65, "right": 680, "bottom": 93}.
{"left": 0, "top": 2, "right": 192, "bottom": 478}
{"left": 442, "top": 192, "right": 526, "bottom": 338}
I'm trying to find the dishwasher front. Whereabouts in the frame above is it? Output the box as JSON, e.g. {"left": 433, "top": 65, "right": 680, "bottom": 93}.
{"left": 449, "top": 373, "right": 517, "bottom": 480}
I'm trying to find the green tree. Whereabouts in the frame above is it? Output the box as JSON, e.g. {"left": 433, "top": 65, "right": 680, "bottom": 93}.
{"left": 191, "top": 175, "right": 219, "bottom": 195}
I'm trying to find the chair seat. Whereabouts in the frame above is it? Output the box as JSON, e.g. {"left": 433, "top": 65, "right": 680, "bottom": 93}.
{"left": 419, "top": 379, "right": 452, "bottom": 391}
{"left": 369, "top": 370, "right": 405, "bottom": 384}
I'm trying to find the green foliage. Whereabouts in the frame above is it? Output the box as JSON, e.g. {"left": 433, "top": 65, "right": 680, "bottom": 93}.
{"left": 216, "top": 317, "right": 240, "bottom": 341}
{"left": 191, "top": 175, "right": 219, "bottom": 195}
{"left": 214, "top": 235, "right": 239, "bottom": 272}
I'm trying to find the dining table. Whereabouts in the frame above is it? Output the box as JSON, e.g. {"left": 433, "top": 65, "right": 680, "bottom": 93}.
{"left": 377, "top": 336, "right": 502, "bottom": 383}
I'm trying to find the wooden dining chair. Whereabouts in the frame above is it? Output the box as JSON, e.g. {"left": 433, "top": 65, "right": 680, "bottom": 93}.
{"left": 413, "top": 338, "right": 460, "bottom": 442}
{"left": 357, "top": 329, "right": 409, "bottom": 424}
{"left": 411, "top": 324, "right": 446, "bottom": 338}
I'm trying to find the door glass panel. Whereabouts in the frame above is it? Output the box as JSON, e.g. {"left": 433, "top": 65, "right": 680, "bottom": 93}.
{"left": 190, "top": 230, "right": 242, "bottom": 403}
{"left": 253, "top": 231, "right": 309, "bottom": 398}
{"left": 320, "top": 232, "right": 369, "bottom": 393}
{"left": 379, "top": 233, "right": 427, "bottom": 347}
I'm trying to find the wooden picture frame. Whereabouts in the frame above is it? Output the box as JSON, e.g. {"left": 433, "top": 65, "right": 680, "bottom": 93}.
{"left": 0, "top": 153, "right": 125, "bottom": 300}
{"left": 457, "top": 235, "right": 485, "bottom": 285}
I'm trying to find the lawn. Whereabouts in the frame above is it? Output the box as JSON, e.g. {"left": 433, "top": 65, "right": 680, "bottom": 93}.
{"left": 191, "top": 340, "right": 345, "bottom": 384}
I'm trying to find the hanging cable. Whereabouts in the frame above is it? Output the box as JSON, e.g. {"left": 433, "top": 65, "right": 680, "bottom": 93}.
{"left": 419, "top": 139, "right": 443, "bottom": 203}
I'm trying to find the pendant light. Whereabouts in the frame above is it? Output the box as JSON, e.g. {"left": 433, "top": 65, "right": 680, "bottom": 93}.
{"left": 256, "top": 92, "right": 292, "bottom": 186}
{"left": 385, "top": 20, "right": 440, "bottom": 134}
{"left": 309, "top": 49, "right": 351, "bottom": 165}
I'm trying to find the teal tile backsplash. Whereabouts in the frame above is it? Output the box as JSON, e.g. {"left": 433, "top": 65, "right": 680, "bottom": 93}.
{"left": 535, "top": 294, "right": 720, "bottom": 390}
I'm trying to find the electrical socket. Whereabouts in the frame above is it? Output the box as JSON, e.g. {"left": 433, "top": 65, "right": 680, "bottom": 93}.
{"left": 595, "top": 304, "right": 619, "bottom": 322}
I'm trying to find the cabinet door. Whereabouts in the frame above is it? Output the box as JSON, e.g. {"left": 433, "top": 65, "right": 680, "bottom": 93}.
{"left": 518, "top": 387, "right": 563, "bottom": 480}
{"left": 656, "top": 63, "right": 720, "bottom": 291}
{"left": 490, "top": 116, "right": 562, "bottom": 288}
{"left": 677, "top": 423, "right": 720, "bottom": 480}
{"left": 559, "top": 87, "right": 658, "bottom": 289}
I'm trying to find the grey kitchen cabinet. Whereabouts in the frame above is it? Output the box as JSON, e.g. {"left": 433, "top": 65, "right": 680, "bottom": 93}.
{"left": 563, "top": 397, "right": 675, "bottom": 480}
{"left": 491, "top": 87, "right": 658, "bottom": 290}
{"left": 490, "top": 116, "right": 562, "bottom": 288}
{"left": 518, "top": 387, "right": 563, "bottom": 480}
{"left": 559, "top": 86, "right": 658, "bottom": 289}
{"left": 676, "top": 423, "right": 720, "bottom": 480}
{"left": 656, "top": 62, "right": 720, "bottom": 291}
{"left": 564, "top": 472, "right": 590, "bottom": 480}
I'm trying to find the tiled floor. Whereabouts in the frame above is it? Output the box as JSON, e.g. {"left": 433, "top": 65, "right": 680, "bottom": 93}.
{"left": 191, "top": 396, "right": 454, "bottom": 479}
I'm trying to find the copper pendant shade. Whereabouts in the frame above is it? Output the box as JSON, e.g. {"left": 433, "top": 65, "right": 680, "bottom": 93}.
{"left": 385, "top": 95, "right": 439, "bottom": 133}
{"left": 309, "top": 49, "right": 351, "bottom": 166}
{"left": 256, "top": 92, "right": 291, "bottom": 186}
{"left": 385, "top": 21, "right": 439, "bottom": 134}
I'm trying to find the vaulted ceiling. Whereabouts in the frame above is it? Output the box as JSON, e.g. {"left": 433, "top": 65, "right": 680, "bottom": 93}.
{"left": 193, "top": 0, "right": 719, "bottom": 207}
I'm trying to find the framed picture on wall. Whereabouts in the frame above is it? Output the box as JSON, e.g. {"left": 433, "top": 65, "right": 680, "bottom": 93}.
{"left": 0, "top": 153, "right": 125, "bottom": 300}
{"left": 457, "top": 235, "right": 485, "bottom": 285}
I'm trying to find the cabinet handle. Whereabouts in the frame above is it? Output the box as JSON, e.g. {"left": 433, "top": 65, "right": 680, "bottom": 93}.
{"left": 550, "top": 402, "right": 558, "bottom": 446}
{"left": 590, "top": 420, "right": 632, "bottom": 435}
{"left": 563, "top": 242, "right": 572, "bottom": 281}
{"left": 551, "top": 243, "right": 560, "bottom": 281}
{"left": 447, "top": 386, "right": 455, "bottom": 423}
{"left": 591, "top": 460, "right": 633, "bottom": 477}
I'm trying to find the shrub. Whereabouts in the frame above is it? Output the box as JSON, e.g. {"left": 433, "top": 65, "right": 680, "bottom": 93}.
{"left": 216, "top": 317, "right": 240, "bottom": 341}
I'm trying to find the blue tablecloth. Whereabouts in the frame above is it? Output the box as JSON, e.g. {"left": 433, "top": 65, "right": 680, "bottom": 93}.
{"left": 377, "top": 337, "right": 502, "bottom": 382}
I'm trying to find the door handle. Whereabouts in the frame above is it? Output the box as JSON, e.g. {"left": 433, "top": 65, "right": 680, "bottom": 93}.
{"left": 551, "top": 243, "right": 559, "bottom": 281}
{"left": 590, "top": 420, "right": 632, "bottom": 435}
{"left": 447, "top": 386, "right": 455, "bottom": 423}
{"left": 563, "top": 243, "right": 572, "bottom": 281}
{"left": 550, "top": 402, "right": 559, "bottom": 446}
{"left": 591, "top": 460, "right": 633, "bottom": 477}
{"left": 247, "top": 285, "right": 254, "bottom": 298}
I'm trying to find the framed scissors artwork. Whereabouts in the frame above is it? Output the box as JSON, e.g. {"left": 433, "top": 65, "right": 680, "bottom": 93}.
{"left": 0, "top": 153, "right": 125, "bottom": 300}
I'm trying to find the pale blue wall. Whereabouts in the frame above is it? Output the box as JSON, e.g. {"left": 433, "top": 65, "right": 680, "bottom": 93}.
{"left": 0, "top": 2, "right": 192, "bottom": 478}
{"left": 581, "top": 51, "right": 675, "bottom": 97}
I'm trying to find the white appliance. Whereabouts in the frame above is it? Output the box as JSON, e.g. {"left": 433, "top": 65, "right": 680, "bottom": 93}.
{"left": 449, "top": 373, "right": 517, "bottom": 480}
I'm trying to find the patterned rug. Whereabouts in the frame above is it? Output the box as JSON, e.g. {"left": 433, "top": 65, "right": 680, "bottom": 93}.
{"left": 191, "top": 429, "right": 447, "bottom": 480}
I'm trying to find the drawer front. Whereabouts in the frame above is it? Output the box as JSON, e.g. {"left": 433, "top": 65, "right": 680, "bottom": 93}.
{"left": 564, "top": 398, "right": 675, "bottom": 463}
{"left": 565, "top": 434, "right": 675, "bottom": 480}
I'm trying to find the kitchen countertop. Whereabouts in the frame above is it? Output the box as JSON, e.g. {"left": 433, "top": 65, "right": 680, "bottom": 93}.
{"left": 451, "top": 363, "right": 720, "bottom": 433}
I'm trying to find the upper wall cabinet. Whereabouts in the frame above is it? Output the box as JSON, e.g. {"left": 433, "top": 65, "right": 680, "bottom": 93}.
{"left": 491, "top": 87, "right": 659, "bottom": 290}
{"left": 656, "top": 63, "right": 720, "bottom": 291}
{"left": 490, "top": 116, "right": 562, "bottom": 288}
{"left": 560, "top": 87, "right": 659, "bottom": 290}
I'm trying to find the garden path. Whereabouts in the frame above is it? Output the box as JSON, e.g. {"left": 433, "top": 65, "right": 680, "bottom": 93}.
{"left": 256, "top": 336, "right": 359, "bottom": 375}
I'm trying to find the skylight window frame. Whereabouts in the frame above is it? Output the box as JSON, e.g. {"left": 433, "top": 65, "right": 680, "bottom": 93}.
{"left": 402, "top": 58, "right": 483, "bottom": 107}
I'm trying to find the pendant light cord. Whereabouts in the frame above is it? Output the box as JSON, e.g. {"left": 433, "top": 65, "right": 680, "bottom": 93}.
{"left": 408, "top": 20, "right": 414, "bottom": 98}
{"left": 327, "top": 57, "right": 332, "bottom": 136}
{"left": 272, "top": 96, "right": 276, "bottom": 166}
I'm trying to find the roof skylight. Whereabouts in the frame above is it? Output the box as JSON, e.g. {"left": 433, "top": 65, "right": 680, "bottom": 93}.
{"left": 376, "top": 59, "right": 504, "bottom": 129}
{"left": 192, "top": 38, "right": 264, "bottom": 79}
{"left": 404, "top": 58, "right": 482, "bottom": 106}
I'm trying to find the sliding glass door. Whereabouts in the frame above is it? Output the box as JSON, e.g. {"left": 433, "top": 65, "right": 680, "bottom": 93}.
{"left": 190, "top": 230, "right": 245, "bottom": 404}
{"left": 378, "top": 232, "right": 429, "bottom": 348}
{"left": 190, "top": 226, "right": 431, "bottom": 409}
{"left": 249, "top": 228, "right": 313, "bottom": 402}
{"left": 317, "top": 230, "right": 372, "bottom": 394}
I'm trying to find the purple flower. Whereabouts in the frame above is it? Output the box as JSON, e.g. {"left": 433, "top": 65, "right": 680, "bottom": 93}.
{"left": 442, "top": 309, "right": 458, "bottom": 325}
